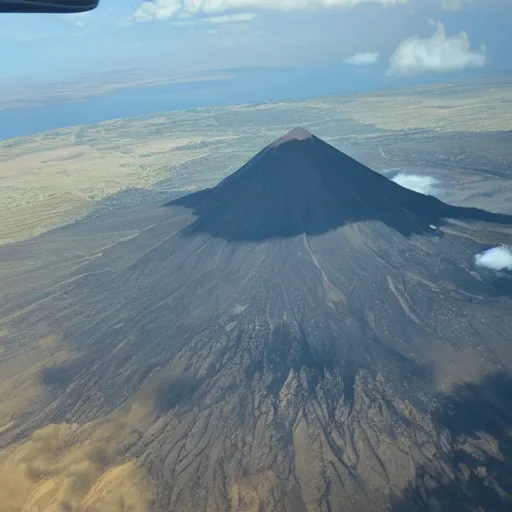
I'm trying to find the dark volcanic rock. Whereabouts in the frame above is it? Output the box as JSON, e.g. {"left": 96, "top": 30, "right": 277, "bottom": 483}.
{"left": 2, "top": 129, "right": 512, "bottom": 511}
{"left": 167, "top": 127, "right": 512, "bottom": 241}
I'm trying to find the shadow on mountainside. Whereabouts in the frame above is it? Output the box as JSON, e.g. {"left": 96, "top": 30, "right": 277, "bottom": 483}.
{"left": 392, "top": 372, "right": 512, "bottom": 512}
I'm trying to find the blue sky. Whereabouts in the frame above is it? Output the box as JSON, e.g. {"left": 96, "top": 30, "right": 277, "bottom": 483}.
{"left": 0, "top": 0, "right": 511, "bottom": 87}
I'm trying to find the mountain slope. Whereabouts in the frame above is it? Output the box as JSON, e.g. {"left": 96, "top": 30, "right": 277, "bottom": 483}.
{"left": 168, "top": 127, "right": 511, "bottom": 241}
{"left": 1, "top": 128, "right": 512, "bottom": 512}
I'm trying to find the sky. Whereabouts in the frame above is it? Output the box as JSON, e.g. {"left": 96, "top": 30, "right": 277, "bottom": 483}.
{"left": 0, "top": 0, "right": 511, "bottom": 92}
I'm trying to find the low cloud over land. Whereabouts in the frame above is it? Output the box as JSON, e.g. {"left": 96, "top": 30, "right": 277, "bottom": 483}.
{"left": 475, "top": 246, "right": 512, "bottom": 271}
{"left": 388, "top": 172, "right": 440, "bottom": 196}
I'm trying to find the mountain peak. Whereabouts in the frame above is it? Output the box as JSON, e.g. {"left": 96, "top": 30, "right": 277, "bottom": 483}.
{"left": 168, "top": 130, "right": 512, "bottom": 242}
{"left": 272, "top": 127, "right": 313, "bottom": 146}
{"left": 169, "top": 130, "right": 447, "bottom": 241}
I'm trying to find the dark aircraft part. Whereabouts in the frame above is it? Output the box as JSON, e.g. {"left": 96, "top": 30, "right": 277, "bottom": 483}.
{"left": 0, "top": 0, "right": 99, "bottom": 13}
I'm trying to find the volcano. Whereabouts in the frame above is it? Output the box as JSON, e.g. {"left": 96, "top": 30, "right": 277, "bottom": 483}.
{"left": 1, "top": 129, "right": 512, "bottom": 512}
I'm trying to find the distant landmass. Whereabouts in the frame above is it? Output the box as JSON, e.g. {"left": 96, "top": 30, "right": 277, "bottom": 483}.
{"left": 1, "top": 129, "right": 511, "bottom": 511}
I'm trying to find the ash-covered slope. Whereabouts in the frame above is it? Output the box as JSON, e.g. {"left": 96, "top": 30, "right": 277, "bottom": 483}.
{"left": 2, "top": 128, "right": 512, "bottom": 512}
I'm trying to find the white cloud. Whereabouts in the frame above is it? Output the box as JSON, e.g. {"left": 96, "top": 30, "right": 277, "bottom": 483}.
{"left": 206, "top": 12, "right": 257, "bottom": 23}
{"left": 387, "top": 21, "right": 487, "bottom": 76}
{"left": 441, "top": 0, "right": 475, "bottom": 11}
{"left": 58, "top": 12, "right": 89, "bottom": 28}
{"left": 135, "top": 0, "right": 181, "bottom": 22}
{"left": 475, "top": 246, "right": 512, "bottom": 272}
{"left": 391, "top": 173, "right": 440, "bottom": 195}
{"left": 344, "top": 52, "right": 380, "bottom": 65}
{"left": 134, "top": 0, "right": 409, "bottom": 22}
{"left": 173, "top": 12, "right": 257, "bottom": 25}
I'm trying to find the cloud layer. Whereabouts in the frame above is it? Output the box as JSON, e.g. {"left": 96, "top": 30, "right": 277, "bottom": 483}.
{"left": 391, "top": 173, "right": 440, "bottom": 196}
{"left": 475, "top": 246, "right": 512, "bottom": 271}
{"left": 344, "top": 52, "right": 380, "bottom": 65}
{"left": 135, "top": 0, "right": 409, "bottom": 22}
{"left": 387, "top": 21, "right": 486, "bottom": 76}
{"left": 172, "top": 12, "right": 257, "bottom": 26}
